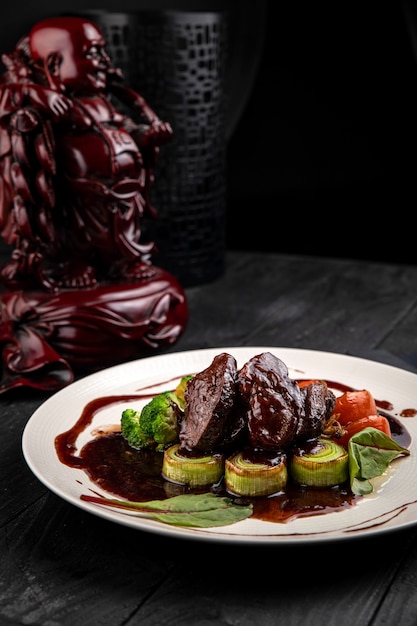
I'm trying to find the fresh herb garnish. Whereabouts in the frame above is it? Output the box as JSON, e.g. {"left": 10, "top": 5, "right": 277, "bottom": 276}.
{"left": 81, "top": 492, "right": 253, "bottom": 528}
{"left": 348, "top": 427, "right": 410, "bottom": 495}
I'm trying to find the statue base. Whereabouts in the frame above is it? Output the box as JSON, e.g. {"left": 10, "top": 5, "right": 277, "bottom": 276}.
{"left": 0, "top": 267, "right": 188, "bottom": 394}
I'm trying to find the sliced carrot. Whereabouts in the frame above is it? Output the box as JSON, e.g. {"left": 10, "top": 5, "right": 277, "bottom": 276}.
{"left": 334, "top": 414, "right": 391, "bottom": 448}
{"left": 334, "top": 389, "right": 377, "bottom": 425}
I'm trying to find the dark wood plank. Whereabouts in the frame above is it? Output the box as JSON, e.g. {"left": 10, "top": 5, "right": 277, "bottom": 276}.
{"left": 1, "top": 496, "right": 179, "bottom": 624}
{"left": 122, "top": 528, "right": 417, "bottom": 626}
{"left": 1, "top": 391, "right": 51, "bottom": 523}
{"left": 177, "top": 252, "right": 417, "bottom": 357}
{"left": 372, "top": 531, "right": 417, "bottom": 625}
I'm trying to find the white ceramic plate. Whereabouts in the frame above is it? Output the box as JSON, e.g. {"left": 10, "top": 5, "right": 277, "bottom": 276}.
{"left": 22, "top": 346, "right": 417, "bottom": 544}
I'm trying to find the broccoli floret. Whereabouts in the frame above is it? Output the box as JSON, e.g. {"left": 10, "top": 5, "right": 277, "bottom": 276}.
{"left": 139, "top": 391, "right": 183, "bottom": 450}
{"left": 121, "top": 408, "right": 154, "bottom": 449}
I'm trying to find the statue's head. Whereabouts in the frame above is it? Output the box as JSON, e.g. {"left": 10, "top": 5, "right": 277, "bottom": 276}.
{"left": 29, "top": 16, "right": 112, "bottom": 94}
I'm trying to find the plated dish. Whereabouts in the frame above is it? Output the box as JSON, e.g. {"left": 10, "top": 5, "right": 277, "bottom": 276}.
{"left": 22, "top": 346, "right": 417, "bottom": 544}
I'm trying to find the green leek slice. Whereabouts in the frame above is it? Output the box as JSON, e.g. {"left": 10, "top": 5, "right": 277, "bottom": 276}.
{"left": 225, "top": 450, "right": 287, "bottom": 497}
{"left": 162, "top": 444, "right": 224, "bottom": 487}
{"left": 290, "top": 438, "right": 348, "bottom": 487}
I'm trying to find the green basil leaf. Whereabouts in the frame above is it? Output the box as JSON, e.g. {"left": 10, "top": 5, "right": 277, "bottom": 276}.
{"left": 348, "top": 427, "right": 410, "bottom": 495}
{"left": 81, "top": 493, "right": 253, "bottom": 528}
{"left": 351, "top": 476, "right": 374, "bottom": 496}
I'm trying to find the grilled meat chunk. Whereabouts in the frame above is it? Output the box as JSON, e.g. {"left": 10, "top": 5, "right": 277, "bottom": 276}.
{"left": 179, "top": 353, "right": 241, "bottom": 454}
{"left": 237, "top": 352, "right": 304, "bottom": 450}
{"left": 179, "top": 351, "right": 337, "bottom": 455}
{"left": 295, "top": 381, "right": 337, "bottom": 441}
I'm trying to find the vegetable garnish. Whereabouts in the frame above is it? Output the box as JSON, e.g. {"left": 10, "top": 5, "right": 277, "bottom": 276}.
{"left": 80, "top": 493, "right": 253, "bottom": 528}
{"left": 162, "top": 444, "right": 224, "bottom": 488}
{"left": 334, "top": 414, "right": 391, "bottom": 449}
{"left": 348, "top": 427, "right": 410, "bottom": 496}
{"left": 334, "top": 389, "right": 378, "bottom": 425}
{"left": 225, "top": 450, "right": 287, "bottom": 497}
{"left": 290, "top": 439, "right": 349, "bottom": 488}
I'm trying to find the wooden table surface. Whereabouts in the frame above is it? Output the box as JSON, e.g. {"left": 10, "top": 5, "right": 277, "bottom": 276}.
{"left": 3, "top": 249, "right": 417, "bottom": 626}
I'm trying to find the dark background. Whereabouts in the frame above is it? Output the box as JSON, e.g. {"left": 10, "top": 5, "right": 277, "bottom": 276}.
{"left": 1, "top": 1, "right": 417, "bottom": 265}
{"left": 227, "top": 1, "right": 417, "bottom": 264}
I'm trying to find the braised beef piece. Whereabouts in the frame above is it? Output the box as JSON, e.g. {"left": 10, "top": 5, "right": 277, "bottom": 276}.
{"left": 237, "top": 352, "right": 304, "bottom": 450}
{"left": 220, "top": 393, "right": 249, "bottom": 453}
{"left": 295, "top": 381, "right": 336, "bottom": 442}
{"left": 179, "top": 353, "right": 244, "bottom": 454}
{"left": 180, "top": 351, "right": 337, "bottom": 455}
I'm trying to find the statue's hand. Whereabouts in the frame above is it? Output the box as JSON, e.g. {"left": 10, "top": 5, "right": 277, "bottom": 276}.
{"left": 138, "top": 119, "right": 173, "bottom": 148}
{"left": 45, "top": 90, "right": 73, "bottom": 118}
{"left": 39, "top": 91, "right": 92, "bottom": 127}
{"left": 150, "top": 119, "right": 173, "bottom": 143}
{"left": 26, "top": 85, "right": 73, "bottom": 120}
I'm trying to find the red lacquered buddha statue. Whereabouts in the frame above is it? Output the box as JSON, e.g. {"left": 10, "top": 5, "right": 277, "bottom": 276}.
{"left": 0, "top": 16, "right": 188, "bottom": 393}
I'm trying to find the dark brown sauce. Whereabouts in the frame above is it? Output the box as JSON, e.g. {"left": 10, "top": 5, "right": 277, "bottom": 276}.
{"left": 76, "top": 431, "right": 359, "bottom": 523}
{"left": 54, "top": 378, "right": 413, "bottom": 525}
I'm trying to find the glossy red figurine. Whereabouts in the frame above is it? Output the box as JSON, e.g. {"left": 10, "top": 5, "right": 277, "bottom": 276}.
{"left": 0, "top": 16, "right": 188, "bottom": 393}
